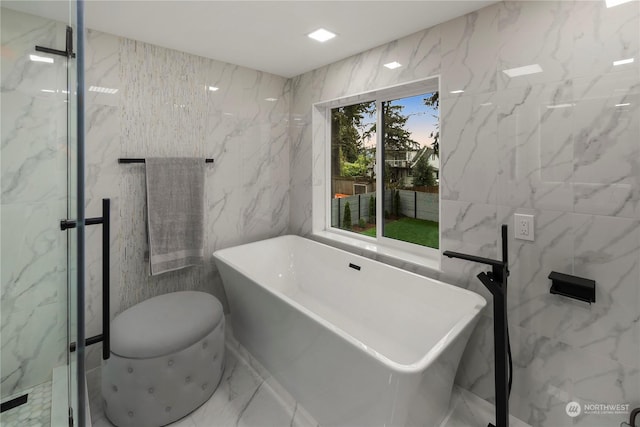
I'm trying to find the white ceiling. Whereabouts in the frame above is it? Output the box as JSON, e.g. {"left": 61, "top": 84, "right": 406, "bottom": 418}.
{"left": 4, "top": 1, "right": 497, "bottom": 78}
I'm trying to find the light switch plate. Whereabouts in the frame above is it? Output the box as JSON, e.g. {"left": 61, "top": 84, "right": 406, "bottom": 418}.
{"left": 514, "top": 214, "right": 534, "bottom": 241}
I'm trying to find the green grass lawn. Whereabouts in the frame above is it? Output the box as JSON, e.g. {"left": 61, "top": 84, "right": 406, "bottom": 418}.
{"left": 361, "top": 217, "right": 439, "bottom": 249}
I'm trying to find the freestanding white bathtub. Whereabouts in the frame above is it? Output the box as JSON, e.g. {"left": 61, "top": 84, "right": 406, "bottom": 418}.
{"left": 213, "top": 235, "right": 486, "bottom": 427}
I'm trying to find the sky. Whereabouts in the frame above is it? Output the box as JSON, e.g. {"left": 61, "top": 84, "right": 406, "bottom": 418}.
{"left": 361, "top": 91, "right": 439, "bottom": 150}
{"left": 396, "top": 92, "right": 439, "bottom": 149}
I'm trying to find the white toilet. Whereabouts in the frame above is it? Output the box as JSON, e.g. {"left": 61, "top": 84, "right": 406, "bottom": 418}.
{"left": 102, "top": 291, "right": 225, "bottom": 427}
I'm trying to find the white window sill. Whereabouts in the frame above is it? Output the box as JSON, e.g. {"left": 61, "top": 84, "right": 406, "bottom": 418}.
{"left": 311, "top": 230, "right": 442, "bottom": 273}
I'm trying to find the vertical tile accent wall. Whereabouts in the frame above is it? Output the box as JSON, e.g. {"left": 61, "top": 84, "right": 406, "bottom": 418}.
{"left": 290, "top": 1, "right": 639, "bottom": 426}
{"left": 83, "top": 29, "right": 290, "bottom": 371}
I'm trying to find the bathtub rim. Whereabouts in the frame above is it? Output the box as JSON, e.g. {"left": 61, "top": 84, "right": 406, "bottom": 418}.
{"left": 213, "top": 234, "right": 487, "bottom": 374}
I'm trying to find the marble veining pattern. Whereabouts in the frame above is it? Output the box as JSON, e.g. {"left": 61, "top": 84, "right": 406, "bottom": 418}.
{"left": 440, "top": 387, "right": 531, "bottom": 427}
{"left": 496, "top": 80, "right": 574, "bottom": 211}
{"left": 83, "top": 26, "right": 123, "bottom": 371}
{"left": 1, "top": 8, "right": 69, "bottom": 397}
{"left": 115, "top": 36, "right": 290, "bottom": 323}
{"left": 291, "top": 1, "right": 640, "bottom": 426}
{"left": 441, "top": 4, "right": 499, "bottom": 97}
{"left": 89, "top": 334, "right": 529, "bottom": 427}
{"left": 0, "top": 381, "right": 52, "bottom": 427}
{"left": 83, "top": 26, "right": 289, "bottom": 376}
{"left": 441, "top": 93, "right": 498, "bottom": 204}
{"left": 89, "top": 341, "right": 319, "bottom": 427}
{"left": 497, "top": 1, "right": 574, "bottom": 90}
{"left": 3, "top": 2, "right": 640, "bottom": 426}
{"left": 2, "top": 6, "right": 291, "bottom": 399}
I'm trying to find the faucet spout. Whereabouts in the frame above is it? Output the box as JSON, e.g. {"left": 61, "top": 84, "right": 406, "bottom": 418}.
{"left": 477, "top": 271, "right": 500, "bottom": 296}
{"left": 443, "top": 225, "right": 510, "bottom": 283}
{"left": 443, "top": 250, "right": 508, "bottom": 284}
{"left": 443, "top": 250, "right": 504, "bottom": 269}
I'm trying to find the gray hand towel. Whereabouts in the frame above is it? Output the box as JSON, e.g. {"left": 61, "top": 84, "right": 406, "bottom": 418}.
{"left": 145, "top": 157, "right": 205, "bottom": 276}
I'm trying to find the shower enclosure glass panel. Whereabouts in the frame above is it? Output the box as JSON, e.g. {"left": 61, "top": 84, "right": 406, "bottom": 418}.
{"left": 0, "top": 1, "right": 84, "bottom": 425}
{"left": 67, "top": 5, "right": 81, "bottom": 425}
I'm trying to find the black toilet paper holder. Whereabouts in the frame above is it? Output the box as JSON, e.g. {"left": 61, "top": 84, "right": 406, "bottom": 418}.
{"left": 549, "top": 271, "right": 596, "bottom": 304}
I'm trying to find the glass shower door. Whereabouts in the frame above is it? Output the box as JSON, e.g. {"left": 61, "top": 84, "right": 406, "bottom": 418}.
{"left": 66, "top": 2, "right": 86, "bottom": 425}
{"left": 67, "top": 13, "right": 81, "bottom": 427}
{"left": 0, "top": 1, "right": 85, "bottom": 425}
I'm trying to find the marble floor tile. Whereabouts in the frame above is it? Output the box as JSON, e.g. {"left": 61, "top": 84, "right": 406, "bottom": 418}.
{"left": 89, "top": 337, "right": 532, "bottom": 427}
{"left": 0, "top": 381, "right": 52, "bottom": 427}
{"left": 439, "top": 387, "right": 531, "bottom": 427}
{"left": 89, "top": 342, "right": 318, "bottom": 427}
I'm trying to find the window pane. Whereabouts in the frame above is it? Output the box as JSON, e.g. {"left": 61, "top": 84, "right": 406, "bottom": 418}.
{"left": 330, "top": 102, "right": 376, "bottom": 235}
{"left": 382, "top": 92, "right": 439, "bottom": 249}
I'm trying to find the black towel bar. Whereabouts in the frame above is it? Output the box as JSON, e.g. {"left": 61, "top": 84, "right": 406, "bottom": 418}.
{"left": 118, "top": 158, "right": 214, "bottom": 163}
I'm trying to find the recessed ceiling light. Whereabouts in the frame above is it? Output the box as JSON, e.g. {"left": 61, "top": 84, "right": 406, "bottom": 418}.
{"left": 449, "top": 90, "right": 465, "bottom": 94}
{"left": 41, "top": 89, "right": 56, "bottom": 93}
{"left": 30, "top": 54, "right": 54, "bottom": 63}
{"left": 613, "top": 57, "right": 635, "bottom": 66}
{"left": 502, "top": 64, "right": 543, "bottom": 78}
{"left": 89, "top": 85, "right": 119, "bottom": 94}
{"left": 546, "top": 103, "right": 575, "bottom": 109}
{"left": 615, "top": 103, "right": 631, "bottom": 107}
{"left": 384, "top": 61, "right": 402, "bottom": 70}
{"left": 606, "top": 0, "right": 633, "bottom": 8}
{"left": 208, "top": 86, "right": 219, "bottom": 91}
{"left": 308, "top": 28, "right": 336, "bottom": 43}
{"left": 265, "top": 97, "right": 278, "bottom": 102}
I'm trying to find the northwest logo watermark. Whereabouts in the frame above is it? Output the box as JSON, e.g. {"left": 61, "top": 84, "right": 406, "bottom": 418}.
{"left": 566, "top": 402, "right": 581, "bottom": 417}
{"left": 565, "top": 401, "right": 630, "bottom": 417}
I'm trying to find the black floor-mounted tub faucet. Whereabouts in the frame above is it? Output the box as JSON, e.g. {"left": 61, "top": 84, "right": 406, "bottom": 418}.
{"left": 443, "top": 224, "right": 512, "bottom": 427}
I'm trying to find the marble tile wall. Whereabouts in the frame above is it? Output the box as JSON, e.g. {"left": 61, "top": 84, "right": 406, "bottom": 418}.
{"left": 0, "top": 380, "right": 52, "bottom": 427}
{"left": 82, "top": 28, "right": 290, "bottom": 370}
{"left": 3, "top": 2, "right": 639, "bottom": 425}
{"left": 290, "top": 1, "right": 640, "bottom": 426}
{"left": 1, "top": 8, "right": 69, "bottom": 398}
{"left": 2, "top": 7, "right": 291, "bottom": 391}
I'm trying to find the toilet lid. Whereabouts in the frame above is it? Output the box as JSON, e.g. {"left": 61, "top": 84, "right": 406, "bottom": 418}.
{"left": 110, "top": 291, "right": 223, "bottom": 358}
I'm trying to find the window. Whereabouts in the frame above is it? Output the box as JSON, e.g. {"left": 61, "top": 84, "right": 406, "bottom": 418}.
{"left": 330, "top": 101, "right": 376, "bottom": 230}
{"left": 323, "top": 77, "right": 440, "bottom": 257}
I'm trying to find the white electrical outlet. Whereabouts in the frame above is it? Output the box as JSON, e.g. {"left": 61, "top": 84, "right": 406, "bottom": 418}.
{"left": 514, "top": 214, "right": 534, "bottom": 241}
